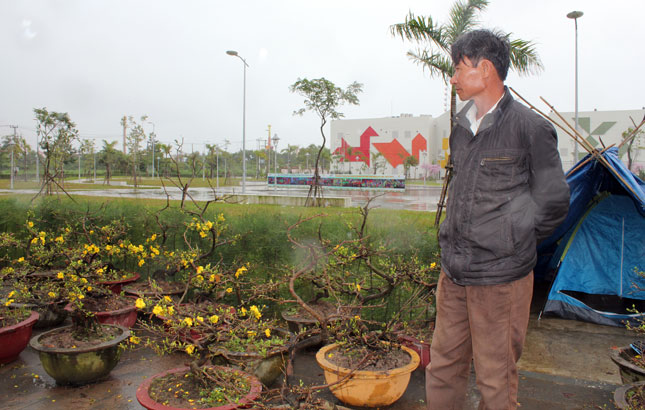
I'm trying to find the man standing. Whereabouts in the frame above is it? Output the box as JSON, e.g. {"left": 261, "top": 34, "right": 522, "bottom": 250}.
{"left": 426, "top": 30, "right": 570, "bottom": 409}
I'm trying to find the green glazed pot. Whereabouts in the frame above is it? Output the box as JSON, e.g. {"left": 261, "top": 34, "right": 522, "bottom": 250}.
{"left": 29, "top": 324, "right": 130, "bottom": 385}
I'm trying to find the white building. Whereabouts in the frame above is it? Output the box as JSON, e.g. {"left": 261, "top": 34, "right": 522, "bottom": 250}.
{"left": 330, "top": 107, "right": 645, "bottom": 178}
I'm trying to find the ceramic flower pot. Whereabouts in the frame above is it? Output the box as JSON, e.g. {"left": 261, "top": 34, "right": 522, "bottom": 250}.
{"left": 136, "top": 365, "right": 262, "bottom": 410}
{"left": 94, "top": 304, "right": 138, "bottom": 328}
{"left": 0, "top": 311, "right": 39, "bottom": 364}
{"left": 315, "top": 343, "right": 419, "bottom": 407}
{"left": 212, "top": 327, "right": 294, "bottom": 386}
{"left": 29, "top": 323, "right": 130, "bottom": 385}
{"left": 99, "top": 272, "right": 140, "bottom": 294}
{"left": 614, "top": 381, "right": 645, "bottom": 409}
{"left": 12, "top": 301, "right": 67, "bottom": 329}
{"left": 399, "top": 334, "right": 431, "bottom": 370}
{"left": 65, "top": 295, "right": 138, "bottom": 328}
{"left": 610, "top": 345, "right": 645, "bottom": 383}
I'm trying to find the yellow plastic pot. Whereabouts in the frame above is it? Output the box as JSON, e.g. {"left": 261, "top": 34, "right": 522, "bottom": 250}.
{"left": 315, "top": 343, "right": 419, "bottom": 407}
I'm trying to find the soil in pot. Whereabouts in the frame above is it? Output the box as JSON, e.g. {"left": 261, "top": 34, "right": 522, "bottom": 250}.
{"left": 281, "top": 301, "right": 352, "bottom": 333}
{"left": 212, "top": 327, "right": 294, "bottom": 386}
{"left": 326, "top": 343, "right": 412, "bottom": 371}
{"left": 137, "top": 365, "right": 262, "bottom": 410}
{"left": 124, "top": 279, "right": 184, "bottom": 298}
{"left": 67, "top": 294, "right": 138, "bottom": 328}
{"left": 98, "top": 272, "right": 140, "bottom": 294}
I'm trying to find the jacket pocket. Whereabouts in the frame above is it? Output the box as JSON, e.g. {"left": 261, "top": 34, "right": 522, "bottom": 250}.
{"left": 468, "top": 213, "right": 514, "bottom": 266}
{"left": 477, "top": 150, "right": 527, "bottom": 192}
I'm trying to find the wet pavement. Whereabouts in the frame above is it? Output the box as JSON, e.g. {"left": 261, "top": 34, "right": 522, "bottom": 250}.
{"left": 0, "top": 306, "right": 635, "bottom": 410}
{"left": 0, "top": 182, "right": 443, "bottom": 212}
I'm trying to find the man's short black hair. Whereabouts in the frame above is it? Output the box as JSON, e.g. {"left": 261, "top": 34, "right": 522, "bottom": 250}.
{"left": 451, "top": 29, "right": 510, "bottom": 81}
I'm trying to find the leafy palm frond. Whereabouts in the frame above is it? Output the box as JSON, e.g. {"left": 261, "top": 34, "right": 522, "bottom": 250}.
{"left": 390, "top": 12, "right": 448, "bottom": 52}
{"left": 508, "top": 37, "right": 544, "bottom": 76}
{"left": 407, "top": 49, "right": 454, "bottom": 82}
{"left": 446, "top": 0, "right": 488, "bottom": 42}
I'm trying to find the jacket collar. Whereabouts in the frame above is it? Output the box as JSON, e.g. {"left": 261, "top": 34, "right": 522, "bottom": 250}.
{"left": 454, "top": 86, "right": 513, "bottom": 136}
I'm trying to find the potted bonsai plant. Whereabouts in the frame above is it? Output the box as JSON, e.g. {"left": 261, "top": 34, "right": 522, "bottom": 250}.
{"left": 281, "top": 201, "right": 432, "bottom": 406}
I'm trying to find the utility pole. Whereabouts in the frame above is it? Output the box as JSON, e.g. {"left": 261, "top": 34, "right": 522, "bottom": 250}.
{"left": 266, "top": 125, "right": 272, "bottom": 177}
{"left": 122, "top": 116, "right": 127, "bottom": 154}
{"left": 9, "top": 125, "right": 17, "bottom": 189}
{"left": 35, "top": 133, "right": 39, "bottom": 184}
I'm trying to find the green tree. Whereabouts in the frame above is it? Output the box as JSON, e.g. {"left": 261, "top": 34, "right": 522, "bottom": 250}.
{"left": 371, "top": 151, "right": 386, "bottom": 175}
{"left": 34, "top": 108, "right": 79, "bottom": 196}
{"left": 620, "top": 123, "right": 644, "bottom": 172}
{"left": 403, "top": 155, "right": 419, "bottom": 179}
{"left": 99, "top": 140, "right": 120, "bottom": 184}
{"left": 290, "top": 77, "right": 362, "bottom": 206}
{"left": 281, "top": 144, "right": 299, "bottom": 174}
{"left": 390, "top": 0, "right": 543, "bottom": 127}
{"left": 122, "top": 115, "right": 151, "bottom": 187}
{"left": 79, "top": 138, "right": 95, "bottom": 179}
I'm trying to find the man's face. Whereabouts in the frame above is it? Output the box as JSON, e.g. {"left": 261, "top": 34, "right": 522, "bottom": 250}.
{"left": 449, "top": 57, "right": 486, "bottom": 101}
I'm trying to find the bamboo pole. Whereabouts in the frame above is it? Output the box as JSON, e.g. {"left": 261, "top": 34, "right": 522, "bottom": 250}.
{"left": 539, "top": 97, "right": 597, "bottom": 154}
{"left": 543, "top": 99, "right": 641, "bottom": 199}
{"left": 509, "top": 87, "right": 593, "bottom": 155}
{"left": 509, "top": 87, "right": 641, "bottom": 200}
{"left": 566, "top": 145, "right": 614, "bottom": 177}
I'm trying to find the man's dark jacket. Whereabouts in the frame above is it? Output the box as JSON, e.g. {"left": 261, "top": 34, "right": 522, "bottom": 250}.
{"left": 439, "top": 88, "right": 570, "bottom": 286}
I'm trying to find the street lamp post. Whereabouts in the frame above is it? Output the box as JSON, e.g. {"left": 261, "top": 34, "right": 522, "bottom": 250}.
{"left": 273, "top": 135, "right": 280, "bottom": 175}
{"left": 567, "top": 10, "right": 583, "bottom": 164}
{"left": 226, "top": 50, "right": 249, "bottom": 193}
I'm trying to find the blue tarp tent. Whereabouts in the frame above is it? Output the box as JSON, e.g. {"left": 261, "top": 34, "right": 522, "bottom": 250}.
{"left": 537, "top": 147, "right": 645, "bottom": 327}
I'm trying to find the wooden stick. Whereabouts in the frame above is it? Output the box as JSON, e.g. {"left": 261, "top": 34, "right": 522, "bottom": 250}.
{"left": 566, "top": 145, "right": 614, "bottom": 177}
{"left": 509, "top": 87, "right": 592, "bottom": 155}
{"left": 539, "top": 96, "right": 596, "bottom": 154}
{"left": 509, "top": 88, "right": 641, "bottom": 199}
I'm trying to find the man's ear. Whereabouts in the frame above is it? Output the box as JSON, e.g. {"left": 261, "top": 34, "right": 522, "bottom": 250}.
{"left": 480, "top": 59, "right": 500, "bottom": 80}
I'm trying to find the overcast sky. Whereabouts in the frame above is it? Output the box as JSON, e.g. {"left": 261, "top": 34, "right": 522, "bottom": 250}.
{"left": 1, "top": 0, "right": 643, "bottom": 154}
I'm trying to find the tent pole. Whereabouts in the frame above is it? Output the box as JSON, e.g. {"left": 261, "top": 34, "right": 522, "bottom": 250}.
{"left": 566, "top": 145, "right": 614, "bottom": 177}
{"left": 509, "top": 88, "right": 593, "bottom": 155}
{"left": 538, "top": 96, "right": 641, "bottom": 200}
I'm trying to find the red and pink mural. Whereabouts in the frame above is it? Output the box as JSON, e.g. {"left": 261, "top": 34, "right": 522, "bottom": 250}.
{"left": 333, "top": 126, "right": 427, "bottom": 169}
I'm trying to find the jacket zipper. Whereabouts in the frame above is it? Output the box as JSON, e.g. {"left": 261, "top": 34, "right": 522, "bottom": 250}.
{"left": 480, "top": 157, "right": 514, "bottom": 166}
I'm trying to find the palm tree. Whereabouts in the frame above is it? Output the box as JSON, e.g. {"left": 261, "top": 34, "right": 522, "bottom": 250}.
{"left": 99, "top": 140, "right": 119, "bottom": 185}
{"left": 390, "top": 0, "right": 543, "bottom": 127}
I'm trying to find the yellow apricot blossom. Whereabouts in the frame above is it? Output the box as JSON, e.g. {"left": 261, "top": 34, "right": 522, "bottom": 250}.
{"left": 209, "top": 314, "right": 219, "bottom": 324}
{"left": 135, "top": 299, "right": 146, "bottom": 309}
{"left": 152, "top": 305, "right": 164, "bottom": 316}
{"left": 235, "top": 266, "right": 247, "bottom": 278}
{"left": 185, "top": 345, "right": 195, "bottom": 355}
{"left": 249, "top": 305, "right": 262, "bottom": 320}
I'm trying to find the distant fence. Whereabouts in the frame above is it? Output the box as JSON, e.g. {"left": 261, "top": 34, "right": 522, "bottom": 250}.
{"left": 267, "top": 174, "right": 405, "bottom": 190}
